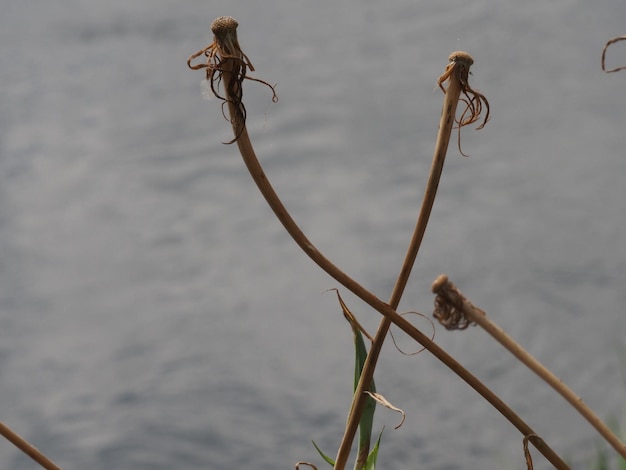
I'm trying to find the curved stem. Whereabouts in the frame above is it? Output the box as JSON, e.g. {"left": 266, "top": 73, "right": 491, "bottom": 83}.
{"left": 217, "top": 59, "right": 569, "bottom": 470}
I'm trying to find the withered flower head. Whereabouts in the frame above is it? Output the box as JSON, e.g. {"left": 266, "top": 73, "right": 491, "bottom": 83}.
{"left": 438, "top": 51, "right": 490, "bottom": 156}
{"left": 433, "top": 293, "right": 473, "bottom": 330}
{"left": 187, "top": 16, "right": 277, "bottom": 143}
{"left": 431, "top": 275, "right": 475, "bottom": 330}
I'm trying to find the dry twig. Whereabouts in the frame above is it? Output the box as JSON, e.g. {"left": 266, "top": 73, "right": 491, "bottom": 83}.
{"left": 432, "top": 274, "right": 626, "bottom": 460}
{"left": 0, "top": 420, "right": 60, "bottom": 470}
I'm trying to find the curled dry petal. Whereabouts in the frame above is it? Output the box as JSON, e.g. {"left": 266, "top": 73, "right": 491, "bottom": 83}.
{"left": 433, "top": 293, "right": 474, "bottom": 330}
{"left": 431, "top": 274, "right": 478, "bottom": 330}
{"left": 364, "top": 391, "right": 406, "bottom": 429}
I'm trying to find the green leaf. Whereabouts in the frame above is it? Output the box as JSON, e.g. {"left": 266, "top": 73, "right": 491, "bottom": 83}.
{"left": 312, "top": 440, "right": 335, "bottom": 467}
{"left": 332, "top": 289, "right": 380, "bottom": 470}
{"left": 351, "top": 310, "right": 376, "bottom": 470}
{"left": 364, "top": 429, "right": 384, "bottom": 470}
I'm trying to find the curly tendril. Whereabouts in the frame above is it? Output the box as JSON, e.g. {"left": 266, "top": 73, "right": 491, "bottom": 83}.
{"left": 602, "top": 36, "right": 626, "bottom": 73}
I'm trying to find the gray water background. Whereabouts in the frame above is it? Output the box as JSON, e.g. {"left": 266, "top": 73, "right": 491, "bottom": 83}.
{"left": 2, "top": 0, "right": 626, "bottom": 468}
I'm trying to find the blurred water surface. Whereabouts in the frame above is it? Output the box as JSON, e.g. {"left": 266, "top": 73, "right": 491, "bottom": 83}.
{"left": 1, "top": 1, "right": 626, "bottom": 468}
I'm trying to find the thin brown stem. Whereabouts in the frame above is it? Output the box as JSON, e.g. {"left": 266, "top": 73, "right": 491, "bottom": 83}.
{"left": 333, "top": 52, "right": 472, "bottom": 469}
{"left": 0, "top": 420, "right": 61, "bottom": 470}
{"left": 432, "top": 274, "right": 626, "bottom": 461}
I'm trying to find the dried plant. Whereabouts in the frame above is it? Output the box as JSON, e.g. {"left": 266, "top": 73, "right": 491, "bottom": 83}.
{"left": 3, "top": 11, "right": 624, "bottom": 470}
{"left": 334, "top": 50, "right": 491, "bottom": 469}
{"left": 187, "top": 16, "right": 277, "bottom": 143}
{"left": 186, "top": 16, "right": 626, "bottom": 470}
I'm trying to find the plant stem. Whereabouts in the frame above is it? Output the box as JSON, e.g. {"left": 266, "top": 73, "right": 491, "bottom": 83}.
{"left": 333, "top": 52, "right": 469, "bottom": 470}
{"left": 433, "top": 274, "right": 626, "bottom": 460}
{"left": 0, "top": 420, "right": 60, "bottom": 470}
{"left": 217, "top": 56, "right": 569, "bottom": 470}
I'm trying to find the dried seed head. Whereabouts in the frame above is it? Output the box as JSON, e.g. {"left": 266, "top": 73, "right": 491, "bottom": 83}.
{"left": 211, "top": 16, "right": 238, "bottom": 35}
{"left": 441, "top": 51, "right": 475, "bottom": 88}
{"left": 449, "top": 51, "right": 474, "bottom": 67}
{"left": 210, "top": 16, "right": 242, "bottom": 58}
{"left": 210, "top": 16, "right": 241, "bottom": 57}
{"left": 187, "top": 16, "right": 277, "bottom": 144}
{"left": 431, "top": 275, "right": 481, "bottom": 330}
{"left": 437, "top": 50, "right": 490, "bottom": 155}
{"left": 433, "top": 292, "right": 473, "bottom": 330}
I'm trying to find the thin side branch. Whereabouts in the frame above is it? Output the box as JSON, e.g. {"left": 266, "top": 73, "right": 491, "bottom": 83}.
{"left": 0, "top": 420, "right": 61, "bottom": 470}
{"left": 432, "top": 274, "right": 626, "bottom": 460}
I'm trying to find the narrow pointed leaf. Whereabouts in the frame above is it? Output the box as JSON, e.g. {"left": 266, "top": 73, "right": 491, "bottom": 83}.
{"left": 311, "top": 440, "right": 335, "bottom": 467}
{"left": 332, "top": 289, "right": 379, "bottom": 470}
{"left": 364, "top": 429, "right": 384, "bottom": 470}
{"left": 354, "top": 327, "right": 376, "bottom": 470}
{"left": 332, "top": 288, "right": 373, "bottom": 342}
